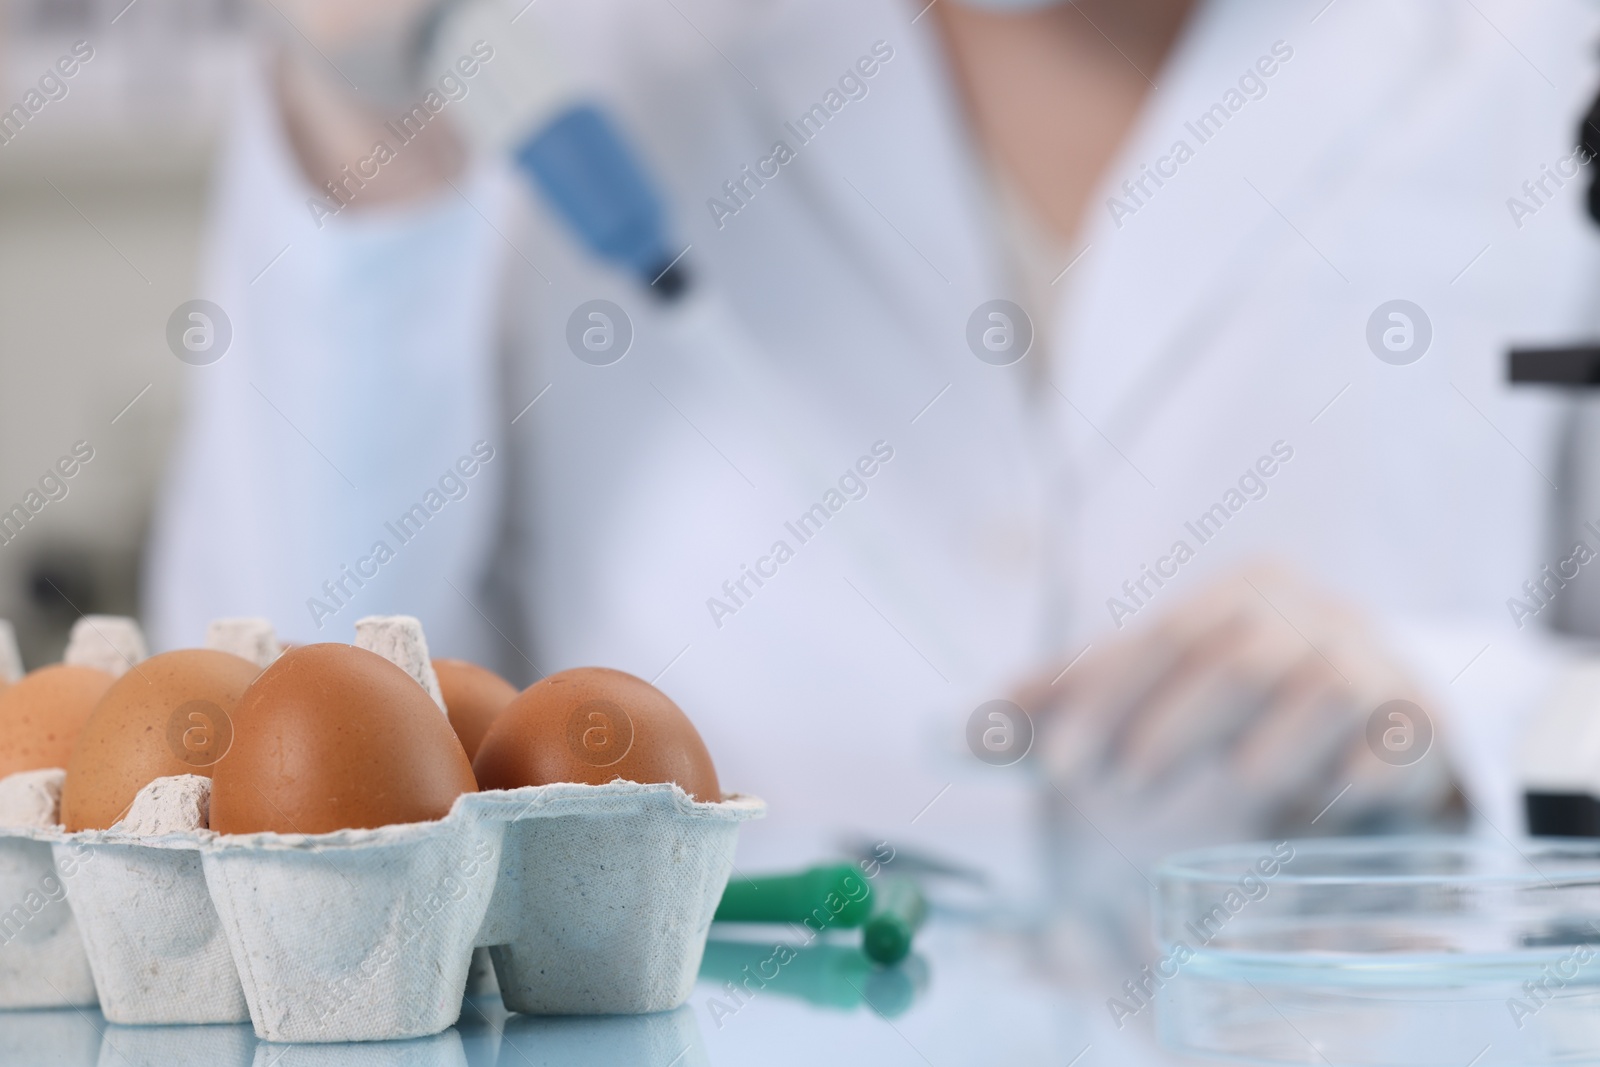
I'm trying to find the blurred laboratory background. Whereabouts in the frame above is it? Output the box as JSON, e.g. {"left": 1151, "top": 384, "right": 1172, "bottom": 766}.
{"left": 0, "top": 0, "right": 244, "bottom": 667}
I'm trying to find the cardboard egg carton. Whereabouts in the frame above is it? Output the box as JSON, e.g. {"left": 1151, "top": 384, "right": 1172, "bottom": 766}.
{"left": 0, "top": 826, "right": 97, "bottom": 1009}
{"left": 0, "top": 615, "right": 149, "bottom": 1011}
{"left": 0, "top": 617, "right": 250, "bottom": 1024}
{"left": 49, "top": 793, "right": 246, "bottom": 1026}
{"left": 0, "top": 615, "right": 764, "bottom": 1043}
{"left": 58, "top": 780, "right": 758, "bottom": 1042}
{"left": 199, "top": 781, "right": 760, "bottom": 1043}
{"left": 471, "top": 784, "right": 761, "bottom": 1016}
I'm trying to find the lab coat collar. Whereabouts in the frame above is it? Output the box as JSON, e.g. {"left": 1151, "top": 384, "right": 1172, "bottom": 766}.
{"left": 739, "top": 0, "right": 1447, "bottom": 451}
{"left": 742, "top": 0, "right": 1009, "bottom": 354}
{"left": 1054, "top": 0, "right": 1450, "bottom": 457}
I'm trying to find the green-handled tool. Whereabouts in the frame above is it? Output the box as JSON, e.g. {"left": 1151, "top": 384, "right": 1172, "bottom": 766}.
{"left": 861, "top": 877, "right": 928, "bottom": 966}
{"left": 714, "top": 863, "right": 927, "bottom": 965}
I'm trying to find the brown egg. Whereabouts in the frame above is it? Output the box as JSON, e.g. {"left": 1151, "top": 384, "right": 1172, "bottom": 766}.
{"left": 61, "top": 650, "right": 261, "bottom": 832}
{"left": 0, "top": 665, "right": 114, "bottom": 782}
{"left": 433, "top": 658, "right": 518, "bottom": 761}
{"left": 472, "top": 667, "right": 721, "bottom": 802}
{"left": 211, "top": 644, "right": 477, "bottom": 835}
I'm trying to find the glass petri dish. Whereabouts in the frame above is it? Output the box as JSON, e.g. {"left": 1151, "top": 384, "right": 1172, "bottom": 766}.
{"left": 1152, "top": 837, "right": 1600, "bottom": 1066}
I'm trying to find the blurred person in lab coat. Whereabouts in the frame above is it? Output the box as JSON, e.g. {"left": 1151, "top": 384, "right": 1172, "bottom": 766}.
{"left": 149, "top": 0, "right": 1600, "bottom": 874}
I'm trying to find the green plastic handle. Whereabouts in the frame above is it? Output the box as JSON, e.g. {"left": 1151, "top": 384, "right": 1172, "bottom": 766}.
{"left": 862, "top": 878, "right": 927, "bottom": 965}
{"left": 714, "top": 863, "right": 874, "bottom": 929}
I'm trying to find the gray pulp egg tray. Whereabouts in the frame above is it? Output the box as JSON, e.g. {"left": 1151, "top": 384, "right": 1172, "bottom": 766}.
{"left": 0, "top": 614, "right": 761, "bottom": 1043}
{"left": 0, "top": 778, "right": 762, "bottom": 1042}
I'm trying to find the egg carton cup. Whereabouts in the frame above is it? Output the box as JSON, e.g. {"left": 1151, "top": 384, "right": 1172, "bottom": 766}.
{"left": 0, "top": 815, "right": 240, "bottom": 1023}
{"left": 0, "top": 614, "right": 148, "bottom": 1011}
{"left": 199, "top": 781, "right": 760, "bottom": 1043}
{"left": 47, "top": 826, "right": 247, "bottom": 1025}
{"left": 26, "top": 615, "right": 275, "bottom": 1023}
{"left": 468, "top": 783, "right": 764, "bottom": 1016}
{"left": 0, "top": 831, "right": 97, "bottom": 1008}
{"left": 199, "top": 809, "right": 502, "bottom": 1045}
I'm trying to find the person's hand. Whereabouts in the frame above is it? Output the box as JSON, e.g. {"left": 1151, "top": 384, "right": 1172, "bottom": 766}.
{"left": 1020, "top": 561, "right": 1461, "bottom": 833}
{"left": 259, "top": 0, "right": 440, "bottom": 53}
{"left": 254, "top": 0, "right": 465, "bottom": 210}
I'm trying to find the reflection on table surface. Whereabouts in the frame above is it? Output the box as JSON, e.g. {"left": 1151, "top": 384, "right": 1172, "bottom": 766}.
{"left": 0, "top": 921, "right": 1186, "bottom": 1067}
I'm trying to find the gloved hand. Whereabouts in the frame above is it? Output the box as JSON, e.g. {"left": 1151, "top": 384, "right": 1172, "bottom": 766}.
{"left": 254, "top": 0, "right": 448, "bottom": 109}
{"left": 1021, "top": 561, "right": 1461, "bottom": 835}
{"left": 252, "top": 0, "right": 467, "bottom": 212}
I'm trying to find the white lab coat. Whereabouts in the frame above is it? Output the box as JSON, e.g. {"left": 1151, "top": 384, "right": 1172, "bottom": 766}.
{"left": 148, "top": 0, "right": 1600, "bottom": 848}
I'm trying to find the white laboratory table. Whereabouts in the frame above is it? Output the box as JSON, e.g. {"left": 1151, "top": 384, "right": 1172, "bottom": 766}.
{"left": 0, "top": 916, "right": 1194, "bottom": 1067}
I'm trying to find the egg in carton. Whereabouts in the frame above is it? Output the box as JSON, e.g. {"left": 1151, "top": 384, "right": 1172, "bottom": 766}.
{"left": 197, "top": 618, "right": 762, "bottom": 1043}
{"left": 41, "top": 613, "right": 496, "bottom": 1039}
{"left": 40, "top": 616, "right": 268, "bottom": 1025}
{"left": 46, "top": 615, "right": 480, "bottom": 1034}
{"left": 11, "top": 612, "right": 763, "bottom": 1041}
{"left": 0, "top": 615, "right": 145, "bottom": 1010}
{"left": 180, "top": 616, "right": 500, "bottom": 1043}
{"left": 466, "top": 664, "right": 764, "bottom": 1016}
